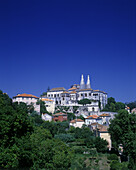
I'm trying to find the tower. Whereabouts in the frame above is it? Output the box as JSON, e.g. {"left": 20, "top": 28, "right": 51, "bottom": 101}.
{"left": 86, "top": 75, "right": 91, "bottom": 89}
{"left": 80, "top": 74, "right": 85, "bottom": 89}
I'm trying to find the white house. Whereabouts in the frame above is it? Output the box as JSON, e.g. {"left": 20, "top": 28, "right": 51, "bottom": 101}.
{"left": 42, "top": 113, "right": 52, "bottom": 122}
{"left": 70, "top": 119, "right": 85, "bottom": 128}
{"left": 41, "top": 98, "right": 55, "bottom": 113}
{"left": 12, "top": 93, "right": 40, "bottom": 113}
{"left": 85, "top": 115, "right": 102, "bottom": 125}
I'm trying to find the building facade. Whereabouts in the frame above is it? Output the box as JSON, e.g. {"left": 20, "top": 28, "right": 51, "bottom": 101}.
{"left": 12, "top": 93, "right": 40, "bottom": 113}
{"left": 47, "top": 75, "right": 107, "bottom": 113}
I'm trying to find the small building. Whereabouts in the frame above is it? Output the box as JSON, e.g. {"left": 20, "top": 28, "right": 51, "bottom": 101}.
{"left": 41, "top": 98, "right": 55, "bottom": 113}
{"left": 85, "top": 115, "right": 102, "bottom": 125}
{"left": 98, "top": 125, "right": 112, "bottom": 150}
{"left": 42, "top": 113, "right": 52, "bottom": 122}
{"left": 125, "top": 106, "right": 130, "bottom": 113}
{"left": 70, "top": 119, "right": 85, "bottom": 128}
{"left": 131, "top": 108, "right": 136, "bottom": 114}
{"left": 99, "top": 113, "right": 111, "bottom": 125}
{"left": 53, "top": 112, "right": 67, "bottom": 122}
{"left": 12, "top": 93, "right": 40, "bottom": 113}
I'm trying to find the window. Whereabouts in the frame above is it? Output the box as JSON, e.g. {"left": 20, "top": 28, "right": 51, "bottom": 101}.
{"left": 93, "top": 93, "right": 98, "bottom": 96}
{"left": 63, "top": 97, "right": 65, "bottom": 100}
{"left": 85, "top": 93, "right": 87, "bottom": 97}
{"left": 81, "top": 94, "right": 83, "bottom": 96}
{"left": 57, "top": 94, "right": 59, "bottom": 97}
{"left": 92, "top": 107, "right": 95, "bottom": 111}
{"left": 89, "top": 93, "right": 91, "bottom": 96}
{"left": 54, "top": 94, "right": 56, "bottom": 97}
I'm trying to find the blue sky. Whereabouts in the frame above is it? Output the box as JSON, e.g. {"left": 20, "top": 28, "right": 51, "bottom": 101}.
{"left": 0, "top": 0, "right": 136, "bottom": 102}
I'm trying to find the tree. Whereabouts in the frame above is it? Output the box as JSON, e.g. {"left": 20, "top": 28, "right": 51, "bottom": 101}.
{"left": 73, "top": 106, "right": 79, "bottom": 113}
{"left": 0, "top": 91, "right": 34, "bottom": 169}
{"left": 78, "top": 99, "right": 91, "bottom": 106}
{"left": 36, "top": 99, "right": 48, "bottom": 114}
{"left": 94, "top": 137, "right": 108, "bottom": 153}
{"left": 108, "top": 110, "right": 136, "bottom": 169}
{"left": 103, "top": 97, "right": 125, "bottom": 112}
{"left": 125, "top": 101, "right": 136, "bottom": 111}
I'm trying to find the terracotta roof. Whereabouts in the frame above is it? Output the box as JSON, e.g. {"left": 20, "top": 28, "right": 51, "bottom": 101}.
{"left": 91, "top": 122, "right": 101, "bottom": 126}
{"left": 70, "top": 119, "right": 84, "bottom": 123}
{"left": 50, "top": 87, "right": 66, "bottom": 91}
{"left": 99, "top": 113, "right": 110, "bottom": 117}
{"left": 99, "top": 126, "right": 108, "bottom": 132}
{"left": 68, "top": 87, "right": 77, "bottom": 91}
{"left": 93, "top": 90, "right": 107, "bottom": 94}
{"left": 62, "top": 91, "right": 69, "bottom": 94}
{"left": 14, "top": 93, "right": 39, "bottom": 99}
{"left": 53, "top": 112, "right": 67, "bottom": 116}
{"left": 79, "top": 88, "right": 92, "bottom": 91}
{"left": 86, "top": 115, "right": 99, "bottom": 119}
{"left": 70, "top": 91, "right": 77, "bottom": 94}
{"left": 41, "top": 98, "right": 53, "bottom": 102}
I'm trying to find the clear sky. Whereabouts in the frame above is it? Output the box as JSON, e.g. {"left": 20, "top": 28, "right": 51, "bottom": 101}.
{"left": 0, "top": 0, "right": 136, "bottom": 103}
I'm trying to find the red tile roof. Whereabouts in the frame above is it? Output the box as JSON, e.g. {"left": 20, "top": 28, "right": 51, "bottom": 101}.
{"left": 70, "top": 119, "right": 84, "bottom": 123}
{"left": 99, "top": 113, "right": 110, "bottom": 117}
{"left": 15, "top": 93, "right": 39, "bottom": 99}
{"left": 41, "top": 98, "right": 53, "bottom": 102}
{"left": 86, "top": 115, "right": 98, "bottom": 119}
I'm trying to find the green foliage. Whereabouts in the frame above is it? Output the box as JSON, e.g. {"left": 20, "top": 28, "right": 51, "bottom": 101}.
{"left": 29, "top": 111, "right": 44, "bottom": 126}
{"left": 67, "top": 112, "right": 76, "bottom": 121}
{"left": 36, "top": 99, "right": 48, "bottom": 114}
{"left": 95, "top": 137, "right": 108, "bottom": 153}
{"left": 126, "top": 101, "right": 136, "bottom": 111}
{"left": 0, "top": 91, "right": 34, "bottom": 168}
{"left": 103, "top": 97, "right": 125, "bottom": 112}
{"left": 78, "top": 99, "right": 91, "bottom": 106}
{"left": 110, "top": 160, "right": 128, "bottom": 170}
{"left": 31, "top": 138, "right": 74, "bottom": 169}
{"left": 42, "top": 121, "right": 69, "bottom": 136}
{"left": 107, "top": 154, "right": 119, "bottom": 161}
{"left": 54, "top": 133, "right": 75, "bottom": 143}
{"left": 109, "top": 109, "right": 136, "bottom": 168}
{"left": 73, "top": 106, "right": 79, "bottom": 113}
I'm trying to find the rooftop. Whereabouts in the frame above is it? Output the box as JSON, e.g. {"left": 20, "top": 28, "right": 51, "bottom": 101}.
{"left": 70, "top": 119, "right": 84, "bottom": 123}
{"left": 86, "top": 115, "right": 99, "bottom": 119}
{"left": 14, "top": 93, "right": 39, "bottom": 99}
{"left": 50, "top": 87, "right": 66, "bottom": 91}
{"left": 41, "top": 98, "right": 54, "bottom": 102}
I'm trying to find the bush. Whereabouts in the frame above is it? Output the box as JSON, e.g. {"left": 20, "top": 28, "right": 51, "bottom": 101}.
{"left": 107, "top": 154, "right": 119, "bottom": 161}
{"left": 54, "top": 134, "right": 75, "bottom": 143}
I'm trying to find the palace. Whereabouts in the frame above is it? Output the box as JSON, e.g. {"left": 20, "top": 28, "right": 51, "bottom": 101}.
{"left": 47, "top": 75, "right": 107, "bottom": 113}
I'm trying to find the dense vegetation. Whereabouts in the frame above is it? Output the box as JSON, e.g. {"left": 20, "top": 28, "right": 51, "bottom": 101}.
{"left": 0, "top": 90, "right": 108, "bottom": 169}
{"left": 109, "top": 109, "right": 136, "bottom": 169}
{"left": 102, "top": 97, "right": 125, "bottom": 112}
{"left": 0, "top": 90, "right": 136, "bottom": 169}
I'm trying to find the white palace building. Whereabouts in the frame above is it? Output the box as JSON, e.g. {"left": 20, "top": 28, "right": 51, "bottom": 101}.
{"left": 47, "top": 75, "right": 107, "bottom": 114}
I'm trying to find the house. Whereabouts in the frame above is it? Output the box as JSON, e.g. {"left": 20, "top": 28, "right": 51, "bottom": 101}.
{"left": 53, "top": 112, "right": 67, "bottom": 122}
{"left": 12, "top": 93, "right": 40, "bottom": 113}
{"left": 70, "top": 119, "right": 85, "bottom": 128}
{"left": 90, "top": 123, "right": 112, "bottom": 150}
{"left": 41, "top": 98, "right": 55, "bottom": 113}
{"left": 131, "top": 108, "right": 136, "bottom": 114}
{"left": 42, "top": 113, "right": 52, "bottom": 122}
{"left": 85, "top": 115, "right": 102, "bottom": 125}
{"left": 99, "top": 113, "right": 111, "bottom": 125}
{"left": 125, "top": 106, "right": 130, "bottom": 113}
{"left": 98, "top": 125, "right": 112, "bottom": 150}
